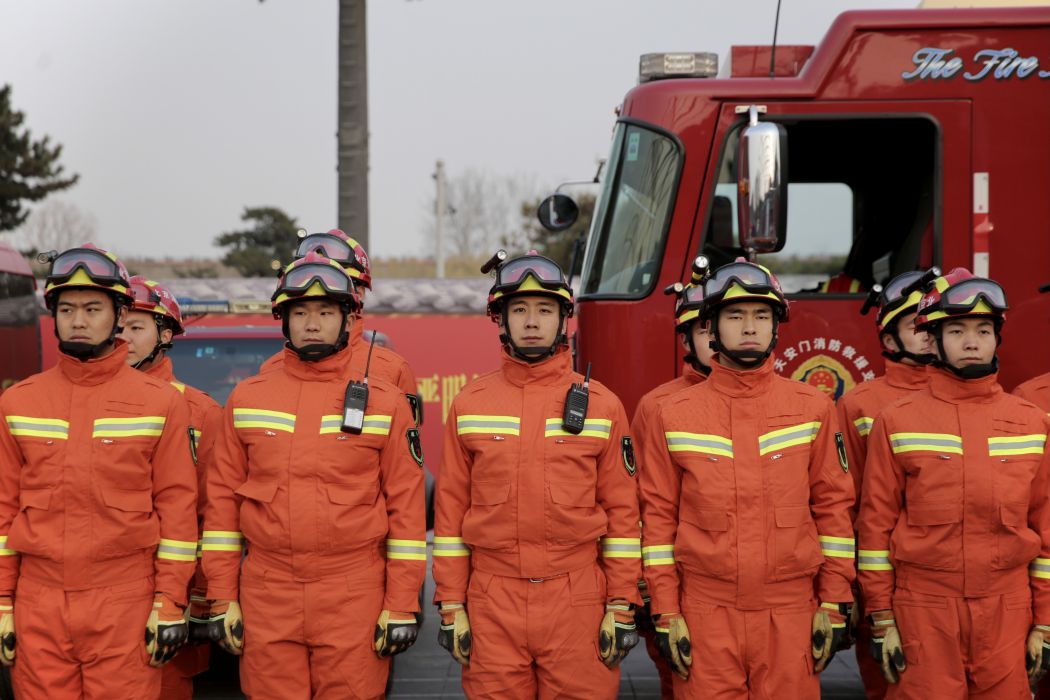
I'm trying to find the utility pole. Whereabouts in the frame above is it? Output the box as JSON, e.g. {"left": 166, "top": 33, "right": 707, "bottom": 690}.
{"left": 337, "top": 0, "right": 368, "bottom": 247}
{"left": 434, "top": 159, "right": 447, "bottom": 278}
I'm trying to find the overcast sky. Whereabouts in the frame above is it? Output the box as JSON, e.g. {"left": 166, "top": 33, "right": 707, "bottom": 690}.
{"left": 1, "top": 0, "right": 916, "bottom": 260}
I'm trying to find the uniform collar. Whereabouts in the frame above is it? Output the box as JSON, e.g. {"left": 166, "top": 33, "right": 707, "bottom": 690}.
{"left": 682, "top": 362, "right": 708, "bottom": 385}
{"left": 883, "top": 360, "right": 929, "bottom": 390}
{"left": 500, "top": 346, "right": 573, "bottom": 387}
{"left": 928, "top": 365, "right": 1002, "bottom": 403}
{"left": 707, "top": 353, "right": 775, "bottom": 398}
{"left": 144, "top": 355, "right": 176, "bottom": 383}
{"left": 282, "top": 343, "right": 353, "bottom": 382}
{"left": 348, "top": 319, "right": 365, "bottom": 347}
{"left": 58, "top": 339, "right": 130, "bottom": 386}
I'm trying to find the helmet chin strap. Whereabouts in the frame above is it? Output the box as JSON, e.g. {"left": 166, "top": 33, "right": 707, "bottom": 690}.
{"left": 709, "top": 314, "right": 780, "bottom": 369}
{"left": 930, "top": 323, "right": 1001, "bottom": 380}
{"left": 683, "top": 332, "right": 711, "bottom": 376}
{"left": 499, "top": 306, "right": 567, "bottom": 363}
{"left": 55, "top": 295, "right": 124, "bottom": 362}
{"left": 881, "top": 326, "right": 936, "bottom": 366}
{"left": 281, "top": 305, "right": 351, "bottom": 362}
{"left": 132, "top": 317, "right": 174, "bottom": 370}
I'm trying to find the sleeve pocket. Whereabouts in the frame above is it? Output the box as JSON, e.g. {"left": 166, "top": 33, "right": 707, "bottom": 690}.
{"left": 326, "top": 482, "right": 378, "bottom": 506}
{"left": 234, "top": 479, "right": 279, "bottom": 504}
{"left": 101, "top": 487, "right": 153, "bottom": 513}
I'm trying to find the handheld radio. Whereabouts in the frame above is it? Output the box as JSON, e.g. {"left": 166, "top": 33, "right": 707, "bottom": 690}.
{"left": 562, "top": 362, "right": 592, "bottom": 435}
{"left": 341, "top": 334, "right": 377, "bottom": 434}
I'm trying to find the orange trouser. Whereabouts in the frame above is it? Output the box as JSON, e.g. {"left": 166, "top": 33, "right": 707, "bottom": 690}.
{"left": 675, "top": 598, "right": 819, "bottom": 699}
{"left": 888, "top": 588, "right": 1031, "bottom": 699}
{"left": 637, "top": 610, "right": 674, "bottom": 699}
{"left": 12, "top": 575, "right": 158, "bottom": 700}
{"left": 239, "top": 552, "right": 389, "bottom": 700}
{"left": 160, "top": 643, "right": 209, "bottom": 700}
{"left": 855, "top": 602, "right": 888, "bottom": 699}
{"left": 462, "top": 563, "right": 619, "bottom": 699}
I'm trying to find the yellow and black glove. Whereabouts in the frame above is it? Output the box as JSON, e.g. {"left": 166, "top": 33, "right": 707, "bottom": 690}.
{"left": 208, "top": 600, "right": 244, "bottom": 656}
{"left": 869, "top": 610, "right": 906, "bottom": 683}
{"left": 187, "top": 593, "right": 213, "bottom": 645}
{"left": 599, "top": 599, "right": 638, "bottom": 668}
{"left": 145, "top": 593, "right": 188, "bottom": 667}
{"left": 0, "top": 596, "right": 14, "bottom": 667}
{"left": 1026, "top": 624, "right": 1050, "bottom": 682}
{"left": 812, "top": 601, "right": 849, "bottom": 672}
{"left": 654, "top": 613, "right": 692, "bottom": 680}
{"left": 437, "top": 602, "right": 471, "bottom": 666}
{"left": 374, "top": 610, "right": 418, "bottom": 657}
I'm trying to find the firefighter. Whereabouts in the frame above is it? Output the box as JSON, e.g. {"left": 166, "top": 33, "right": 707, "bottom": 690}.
{"left": 201, "top": 252, "right": 425, "bottom": 699}
{"left": 857, "top": 268, "right": 1050, "bottom": 698}
{"left": 631, "top": 281, "right": 714, "bottom": 699}
{"left": 836, "top": 270, "right": 935, "bottom": 699}
{"left": 639, "top": 258, "right": 856, "bottom": 699}
{"left": 120, "top": 276, "right": 223, "bottom": 700}
{"left": 0, "top": 244, "right": 199, "bottom": 699}
{"left": 432, "top": 251, "right": 642, "bottom": 698}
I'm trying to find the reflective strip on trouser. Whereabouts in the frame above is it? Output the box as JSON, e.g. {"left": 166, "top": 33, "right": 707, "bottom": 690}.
{"left": 857, "top": 549, "right": 893, "bottom": 571}
{"left": 853, "top": 416, "right": 873, "bottom": 438}
{"left": 5, "top": 416, "right": 70, "bottom": 439}
{"left": 432, "top": 536, "right": 470, "bottom": 557}
{"left": 758, "top": 422, "right": 821, "bottom": 456}
{"left": 92, "top": 416, "right": 166, "bottom": 438}
{"left": 233, "top": 408, "right": 296, "bottom": 433}
{"left": 544, "top": 418, "right": 612, "bottom": 439}
{"left": 819, "top": 535, "right": 855, "bottom": 559}
{"left": 456, "top": 415, "right": 521, "bottom": 436}
{"left": 600, "top": 537, "right": 641, "bottom": 559}
{"left": 0, "top": 536, "right": 14, "bottom": 557}
{"left": 1031, "top": 558, "right": 1050, "bottom": 580}
{"left": 157, "top": 538, "right": 198, "bottom": 562}
{"left": 385, "top": 539, "right": 427, "bottom": 561}
{"left": 200, "top": 531, "right": 244, "bottom": 553}
{"left": 665, "top": 432, "right": 733, "bottom": 458}
{"left": 988, "top": 434, "right": 1047, "bottom": 457}
{"left": 889, "top": 432, "right": 963, "bottom": 455}
{"left": 642, "top": 545, "right": 675, "bottom": 567}
{"left": 319, "top": 414, "right": 392, "bottom": 435}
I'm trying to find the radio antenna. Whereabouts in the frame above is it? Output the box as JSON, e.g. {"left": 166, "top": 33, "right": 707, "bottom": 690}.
{"left": 769, "top": 0, "right": 783, "bottom": 79}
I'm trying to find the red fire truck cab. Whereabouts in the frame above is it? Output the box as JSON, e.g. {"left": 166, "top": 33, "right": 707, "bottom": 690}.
{"left": 566, "top": 6, "right": 1050, "bottom": 414}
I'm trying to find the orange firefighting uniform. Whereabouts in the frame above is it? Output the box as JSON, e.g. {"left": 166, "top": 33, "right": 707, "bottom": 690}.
{"left": 631, "top": 362, "right": 706, "bottom": 700}
{"left": 836, "top": 360, "right": 928, "bottom": 700}
{"left": 0, "top": 342, "right": 199, "bottom": 699}
{"left": 146, "top": 356, "right": 223, "bottom": 700}
{"left": 858, "top": 368, "right": 1050, "bottom": 699}
{"left": 433, "top": 347, "right": 642, "bottom": 699}
{"left": 202, "top": 344, "right": 426, "bottom": 700}
{"left": 639, "top": 356, "right": 856, "bottom": 699}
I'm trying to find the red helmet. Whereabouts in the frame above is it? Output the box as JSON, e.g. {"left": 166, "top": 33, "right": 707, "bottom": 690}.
{"left": 271, "top": 252, "right": 362, "bottom": 318}
{"left": 294, "top": 229, "right": 372, "bottom": 290}
{"left": 485, "top": 251, "right": 574, "bottom": 321}
{"left": 700, "top": 258, "right": 789, "bottom": 321}
{"left": 127, "top": 276, "right": 184, "bottom": 336}
{"left": 43, "top": 243, "right": 133, "bottom": 310}
{"left": 673, "top": 283, "right": 706, "bottom": 332}
{"left": 915, "top": 268, "right": 1007, "bottom": 331}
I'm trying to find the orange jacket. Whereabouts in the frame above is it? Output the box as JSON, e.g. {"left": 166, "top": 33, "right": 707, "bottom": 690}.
{"left": 0, "top": 343, "right": 198, "bottom": 603}
{"left": 857, "top": 368, "right": 1050, "bottom": 622}
{"left": 631, "top": 363, "right": 706, "bottom": 443}
{"left": 432, "top": 348, "right": 641, "bottom": 604}
{"left": 1015, "top": 371, "right": 1050, "bottom": 413}
{"left": 639, "top": 356, "right": 855, "bottom": 615}
{"left": 202, "top": 344, "right": 425, "bottom": 612}
{"left": 836, "top": 361, "right": 928, "bottom": 511}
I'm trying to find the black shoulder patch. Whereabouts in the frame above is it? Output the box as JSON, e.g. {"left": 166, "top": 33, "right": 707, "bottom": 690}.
{"left": 188, "top": 427, "right": 199, "bottom": 465}
{"left": 406, "top": 393, "right": 423, "bottom": 426}
{"left": 622, "top": 436, "right": 636, "bottom": 477}
{"left": 407, "top": 428, "right": 424, "bottom": 468}
{"left": 835, "top": 432, "right": 848, "bottom": 473}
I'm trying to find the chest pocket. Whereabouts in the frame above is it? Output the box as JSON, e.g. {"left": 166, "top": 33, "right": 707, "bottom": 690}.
{"left": 233, "top": 407, "right": 295, "bottom": 478}
{"left": 457, "top": 414, "right": 521, "bottom": 482}
{"left": 761, "top": 414, "right": 819, "bottom": 502}
{"left": 988, "top": 419, "right": 1046, "bottom": 504}
{"left": 91, "top": 402, "right": 163, "bottom": 489}
{"left": 543, "top": 417, "right": 607, "bottom": 485}
{"left": 891, "top": 431, "right": 964, "bottom": 505}
{"left": 10, "top": 423, "right": 66, "bottom": 487}
{"left": 317, "top": 411, "right": 387, "bottom": 482}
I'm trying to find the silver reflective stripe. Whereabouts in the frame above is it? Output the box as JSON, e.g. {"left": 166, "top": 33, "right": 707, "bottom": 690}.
{"left": 236, "top": 412, "right": 296, "bottom": 427}
{"left": 601, "top": 543, "right": 640, "bottom": 554}
{"left": 890, "top": 437, "right": 960, "bottom": 449}
{"left": 821, "top": 541, "right": 855, "bottom": 554}
{"left": 320, "top": 417, "right": 341, "bottom": 430}
{"left": 157, "top": 542, "right": 196, "bottom": 557}
{"left": 433, "top": 541, "right": 469, "bottom": 553}
{"left": 200, "top": 536, "right": 243, "bottom": 547}
{"left": 94, "top": 420, "right": 165, "bottom": 432}
{"left": 858, "top": 554, "right": 891, "bottom": 566}
{"left": 386, "top": 543, "right": 426, "bottom": 555}
{"left": 362, "top": 418, "right": 390, "bottom": 429}
{"left": 759, "top": 425, "right": 819, "bottom": 451}
{"left": 6, "top": 421, "right": 68, "bottom": 435}
{"left": 457, "top": 420, "right": 519, "bottom": 430}
{"left": 665, "top": 436, "right": 733, "bottom": 454}
{"left": 992, "top": 439, "right": 1046, "bottom": 450}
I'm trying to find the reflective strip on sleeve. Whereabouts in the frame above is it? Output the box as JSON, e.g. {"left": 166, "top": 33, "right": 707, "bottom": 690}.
{"left": 233, "top": 408, "right": 296, "bottom": 433}
{"left": 200, "top": 530, "right": 244, "bottom": 553}
{"left": 5, "top": 416, "right": 70, "bottom": 439}
{"left": 386, "top": 538, "right": 427, "bottom": 561}
{"left": 642, "top": 544, "right": 675, "bottom": 567}
{"left": 0, "top": 536, "right": 15, "bottom": 556}
{"left": 456, "top": 415, "right": 521, "bottom": 436}
{"left": 989, "top": 434, "right": 1047, "bottom": 457}
{"left": 665, "top": 432, "right": 733, "bottom": 458}
{"left": 157, "top": 538, "right": 198, "bottom": 562}
{"left": 92, "top": 416, "right": 166, "bottom": 438}
{"left": 600, "top": 537, "right": 641, "bottom": 559}
{"left": 889, "top": 432, "right": 963, "bottom": 455}
{"left": 819, "top": 535, "right": 855, "bottom": 559}
{"left": 758, "top": 422, "right": 821, "bottom": 456}
{"left": 857, "top": 549, "right": 894, "bottom": 571}
{"left": 1031, "top": 558, "right": 1050, "bottom": 580}
{"left": 853, "top": 416, "right": 874, "bottom": 438}
{"left": 545, "top": 418, "right": 613, "bottom": 439}
{"left": 432, "top": 536, "right": 471, "bottom": 557}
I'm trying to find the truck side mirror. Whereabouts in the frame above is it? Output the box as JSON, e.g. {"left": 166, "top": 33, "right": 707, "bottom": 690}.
{"left": 736, "top": 107, "right": 787, "bottom": 254}
{"left": 537, "top": 194, "right": 580, "bottom": 232}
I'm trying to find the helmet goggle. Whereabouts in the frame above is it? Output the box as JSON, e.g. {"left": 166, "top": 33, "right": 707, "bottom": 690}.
{"left": 493, "top": 255, "right": 567, "bottom": 290}
{"left": 881, "top": 271, "right": 925, "bottom": 307}
{"left": 939, "top": 278, "right": 1008, "bottom": 313}
{"left": 703, "top": 262, "right": 778, "bottom": 299}
{"left": 275, "top": 262, "right": 356, "bottom": 299}
{"left": 48, "top": 248, "right": 126, "bottom": 286}
{"left": 295, "top": 234, "right": 364, "bottom": 272}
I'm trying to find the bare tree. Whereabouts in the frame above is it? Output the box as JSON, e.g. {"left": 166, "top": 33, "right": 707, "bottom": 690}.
{"left": 13, "top": 200, "right": 97, "bottom": 254}
{"left": 425, "top": 169, "right": 538, "bottom": 258}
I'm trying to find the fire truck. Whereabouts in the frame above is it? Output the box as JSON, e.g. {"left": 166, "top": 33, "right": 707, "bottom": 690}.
{"left": 0, "top": 241, "right": 40, "bottom": 391}
{"left": 546, "top": 5, "right": 1050, "bottom": 416}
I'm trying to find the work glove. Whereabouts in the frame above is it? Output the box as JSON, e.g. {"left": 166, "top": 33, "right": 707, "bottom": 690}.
{"left": 187, "top": 594, "right": 214, "bottom": 645}
{"left": 635, "top": 579, "right": 655, "bottom": 634}
{"left": 145, "top": 593, "right": 188, "bottom": 667}
{"left": 869, "top": 610, "right": 906, "bottom": 684}
{"left": 1025, "top": 624, "right": 1050, "bottom": 682}
{"left": 812, "top": 601, "right": 850, "bottom": 673}
{"left": 437, "top": 601, "right": 471, "bottom": 666}
{"left": 654, "top": 613, "right": 692, "bottom": 680}
{"left": 208, "top": 600, "right": 244, "bottom": 656}
{"left": 374, "top": 610, "right": 418, "bottom": 657}
{"left": 0, "top": 596, "right": 14, "bottom": 667}
{"left": 599, "top": 599, "right": 639, "bottom": 668}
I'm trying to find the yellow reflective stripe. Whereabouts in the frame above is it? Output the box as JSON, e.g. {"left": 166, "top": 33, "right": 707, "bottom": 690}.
{"left": 157, "top": 538, "right": 198, "bottom": 562}
{"left": 857, "top": 549, "right": 894, "bottom": 571}
{"left": 819, "top": 535, "right": 855, "bottom": 559}
{"left": 319, "top": 415, "right": 342, "bottom": 435}
{"left": 758, "top": 422, "right": 821, "bottom": 456}
{"left": 889, "top": 432, "right": 963, "bottom": 455}
{"left": 853, "top": 416, "right": 873, "bottom": 437}
{"left": 362, "top": 415, "right": 393, "bottom": 436}
{"left": 200, "top": 530, "right": 244, "bottom": 552}
{"left": 601, "top": 537, "right": 641, "bottom": 558}
{"left": 0, "top": 536, "right": 14, "bottom": 557}
{"left": 544, "top": 418, "right": 613, "bottom": 439}
{"left": 5, "top": 416, "right": 70, "bottom": 439}
{"left": 1031, "top": 558, "right": 1050, "bottom": 579}
{"left": 386, "top": 538, "right": 427, "bottom": 561}
{"left": 92, "top": 416, "right": 166, "bottom": 438}
{"left": 642, "top": 544, "right": 675, "bottom": 567}
{"left": 665, "top": 432, "right": 733, "bottom": 458}
{"left": 170, "top": 381, "right": 186, "bottom": 394}
{"left": 456, "top": 415, "right": 521, "bottom": 436}
{"left": 433, "top": 536, "right": 471, "bottom": 557}
{"left": 988, "top": 434, "right": 1047, "bottom": 456}
{"left": 233, "top": 408, "right": 296, "bottom": 433}
{"left": 820, "top": 602, "right": 840, "bottom": 611}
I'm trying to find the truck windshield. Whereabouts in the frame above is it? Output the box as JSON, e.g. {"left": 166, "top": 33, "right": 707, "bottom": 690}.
{"left": 168, "top": 337, "right": 284, "bottom": 406}
{"left": 580, "top": 122, "right": 681, "bottom": 298}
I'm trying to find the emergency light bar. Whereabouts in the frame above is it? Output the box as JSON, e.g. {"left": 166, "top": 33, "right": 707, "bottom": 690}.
{"left": 639, "top": 52, "right": 718, "bottom": 83}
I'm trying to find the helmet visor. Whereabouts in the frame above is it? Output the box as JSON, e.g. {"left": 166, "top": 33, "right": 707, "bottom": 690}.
{"left": 49, "top": 248, "right": 125, "bottom": 285}
{"left": 881, "top": 271, "right": 925, "bottom": 305}
{"left": 129, "top": 280, "right": 160, "bottom": 305}
{"left": 940, "top": 278, "right": 1008, "bottom": 313}
{"left": 280, "top": 262, "right": 355, "bottom": 296}
{"left": 704, "top": 262, "right": 776, "bottom": 298}
{"left": 295, "top": 234, "right": 360, "bottom": 270}
{"left": 681, "top": 285, "right": 705, "bottom": 304}
{"left": 496, "top": 256, "right": 566, "bottom": 288}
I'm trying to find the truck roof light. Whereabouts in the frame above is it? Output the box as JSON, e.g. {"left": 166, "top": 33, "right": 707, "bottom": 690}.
{"left": 639, "top": 52, "right": 718, "bottom": 83}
